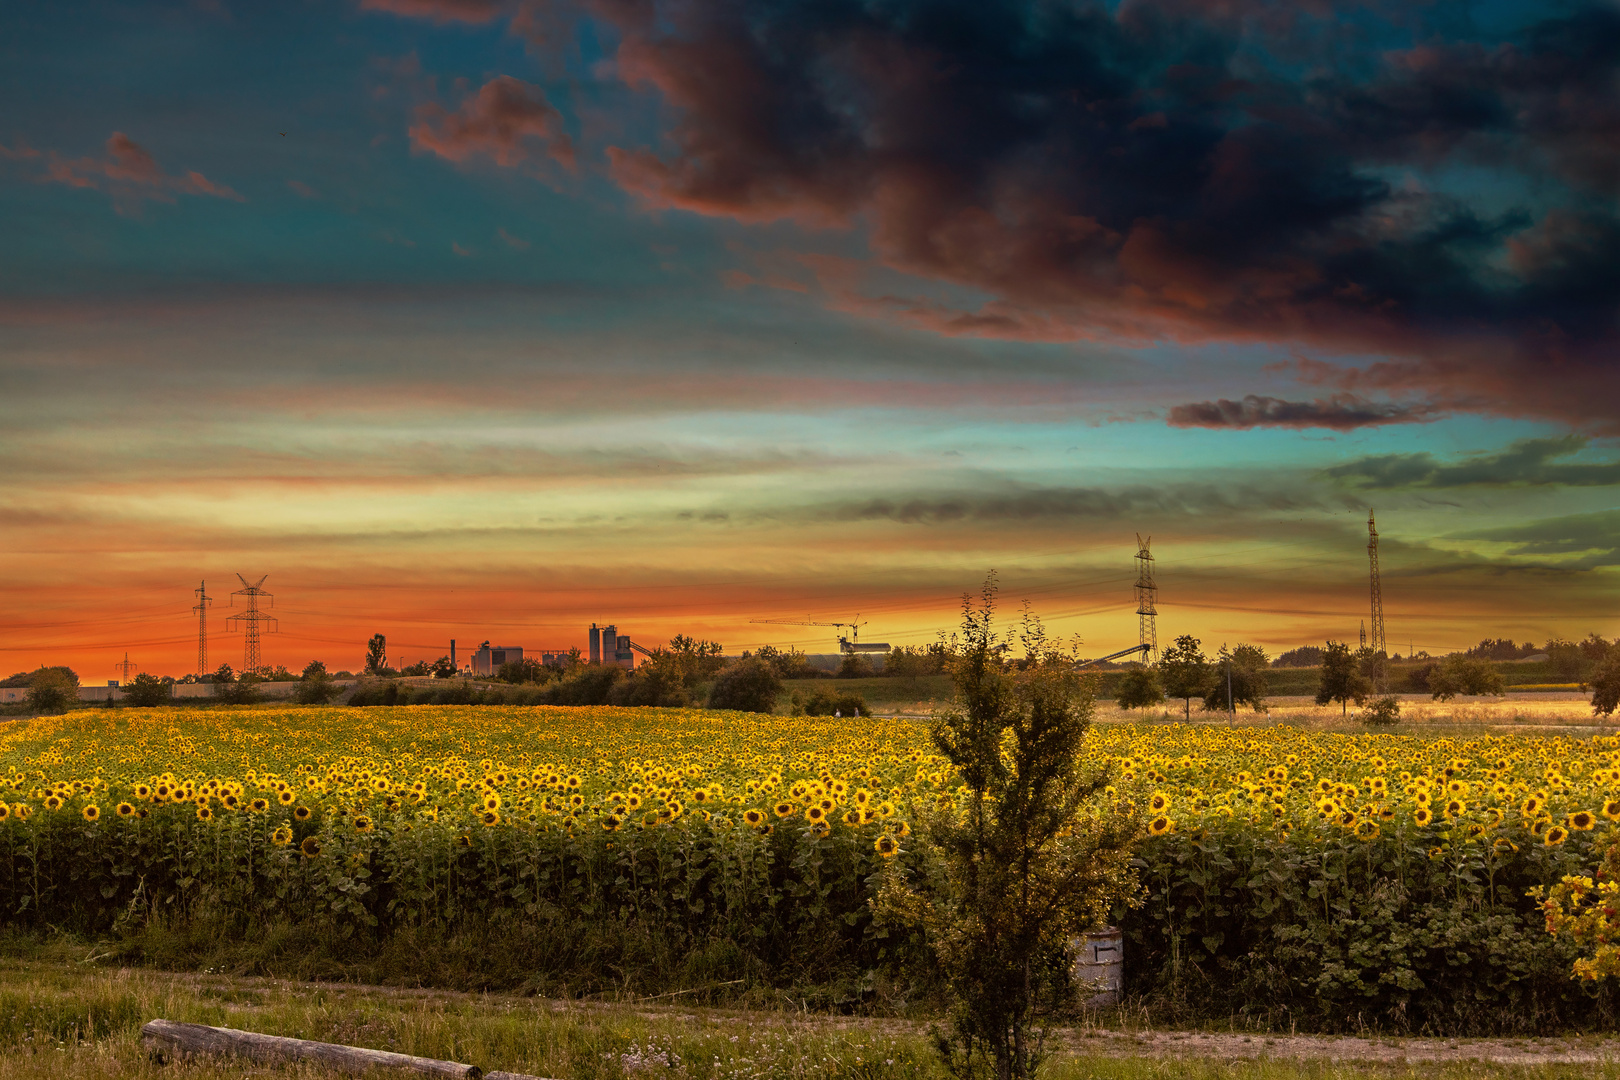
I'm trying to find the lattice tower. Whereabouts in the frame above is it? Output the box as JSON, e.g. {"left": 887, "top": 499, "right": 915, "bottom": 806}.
{"left": 113, "top": 651, "right": 135, "bottom": 684}
{"left": 1135, "top": 533, "right": 1158, "bottom": 661}
{"left": 1367, "top": 510, "right": 1386, "bottom": 654}
{"left": 227, "top": 574, "right": 277, "bottom": 674}
{"left": 193, "top": 580, "right": 211, "bottom": 678}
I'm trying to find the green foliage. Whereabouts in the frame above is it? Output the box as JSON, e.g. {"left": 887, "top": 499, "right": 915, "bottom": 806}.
{"left": 1202, "top": 645, "right": 1269, "bottom": 714}
{"left": 1315, "top": 642, "right": 1370, "bottom": 715}
{"left": 894, "top": 579, "right": 1139, "bottom": 1080}
{"left": 431, "top": 655, "right": 458, "bottom": 678}
{"left": 837, "top": 653, "right": 876, "bottom": 679}
{"left": 1114, "top": 668, "right": 1163, "bottom": 711}
{"left": 666, "top": 635, "right": 726, "bottom": 683}
{"left": 610, "top": 659, "right": 696, "bottom": 707}
{"left": 1356, "top": 647, "right": 1388, "bottom": 691}
{"left": 26, "top": 668, "right": 78, "bottom": 714}
{"left": 1592, "top": 652, "right": 1620, "bottom": 717}
{"left": 1159, "top": 636, "right": 1210, "bottom": 720}
{"left": 799, "top": 687, "right": 871, "bottom": 717}
{"left": 752, "top": 645, "right": 818, "bottom": 679}
{"left": 707, "top": 657, "right": 783, "bottom": 713}
{"left": 1428, "top": 654, "right": 1508, "bottom": 699}
{"left": 365, "top": 634, "right": 388, "bottom": 676}
{"left": 885, "top": 645, "right": 952, "bottom": 679}
{"left": 1362, "top": 695, "right": 1401, "bottom": 725}
{"left": 497, "top": 658, "right": 551, "bottom": 685}
{"left": 211, "top": 664, "right": 261, "bottom": 705}
{"left": 122, "top": 672, "right": 171, "bottom": 708}
{"left": 1129, "top": 811, "right": 1616, "bottom": 1033}
{"left": 296, "top": 661, "right": 339, "bottom": 705}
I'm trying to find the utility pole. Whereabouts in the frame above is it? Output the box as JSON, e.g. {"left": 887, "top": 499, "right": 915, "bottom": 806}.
{"left": 193, "top": 580, "right": 211, "bottom": 678}
{"left": 113, "top": 652, "right": 135, "bottom": 684}
{"left": 1135, "top": 534, "right": 1158, "bottom": 662}
{"left": 227, "top": 574, "right": 277, "bottom": 674}
{"left": 1367, "top": 509, "right": 1386, "bottom": 655}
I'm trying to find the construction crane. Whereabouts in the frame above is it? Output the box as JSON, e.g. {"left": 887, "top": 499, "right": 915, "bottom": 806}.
{"left": 749, "top": 615, "right": 870, "bottom": 653}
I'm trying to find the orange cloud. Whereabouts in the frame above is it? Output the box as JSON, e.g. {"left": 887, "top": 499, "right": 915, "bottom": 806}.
{"left": 33, "top": 132, "right": 244, "bottom": 213}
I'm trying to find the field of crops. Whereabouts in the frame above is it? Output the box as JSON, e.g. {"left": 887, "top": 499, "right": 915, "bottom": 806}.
{"left": 1, "top": 705, "right": 1618, "bottom": 1032}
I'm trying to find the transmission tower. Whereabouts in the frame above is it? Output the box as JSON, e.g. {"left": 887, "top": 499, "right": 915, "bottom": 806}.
{"left": 227, "top": 574, "right": 277, "bottom": 674}
{"left": 193, "top": 580, "right": 212, "bottom": 678}
{"left": 1367, "top": 510, "right": 1386, "bottom": 654}
{"left": 1135, "top": 534, "right": 1158, "bottom": 661}
{"left": 113, "top": 652, "right": 135, "bottom": 684}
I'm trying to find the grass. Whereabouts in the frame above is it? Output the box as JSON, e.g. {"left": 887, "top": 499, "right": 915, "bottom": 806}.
{"left": 1, "top": 956, "right": 1619, "bottom": 1080}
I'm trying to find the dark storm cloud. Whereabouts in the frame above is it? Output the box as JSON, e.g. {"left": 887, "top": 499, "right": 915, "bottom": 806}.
{"left": 1167, "top": 395, "right": 1443, "bottom": 430}
{"left": 469, "top": 0, "right": 1620, "bottom": 427}
{"left": 1327, "top": 437, "right": 1620, "bottom": 489}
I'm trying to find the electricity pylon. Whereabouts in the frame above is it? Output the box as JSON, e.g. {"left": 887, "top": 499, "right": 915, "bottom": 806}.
{"left": 1367, "top": 510, "right": 1386, "bottom": 655}
{"left": 227, "top": 574, "right": 277, "bottom": 674}
{"left": 193, "top": 580, "right": 211, "bottom": 678}
{"left": 113, "top": 652, "right": 135, "bottom": 684}
{"left": 1135, "top": 534, "right": 1158, "bottom": 661}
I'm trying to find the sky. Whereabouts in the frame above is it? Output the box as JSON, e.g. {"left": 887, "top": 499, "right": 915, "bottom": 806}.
{"left": 2, "top": 0, "right": 1617, "bottom": 679}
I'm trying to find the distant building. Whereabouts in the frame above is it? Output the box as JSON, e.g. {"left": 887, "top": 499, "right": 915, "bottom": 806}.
{"left": 589, "top": 623, "right": 635, "bottom": 669}
{"left": 471, "top": 645, "right": 523, "bottom": 677}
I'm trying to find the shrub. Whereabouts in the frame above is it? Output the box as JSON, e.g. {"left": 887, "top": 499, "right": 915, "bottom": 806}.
{"left": 1115, "top": 667, "right": 1164, "bottom": 710}
{"left": 26, "top": 668, "right": 78, "bottom": 714}
{"left": 800, "top": 687, "right": 871, "bottom": 717}
{"left": 539, "top": 664, "right": 624, "bottom": 706}
{"left": 1591, "top": 652, "right": 1620, "bottom": 717}
{"left": 836, "top": 653, "right": 875, "bottom": 679}
{"left": 1362, "top": 695, "right": 1401, "bottom": 725}
{"left": 123, "top": 672, "right": 171, "bottom": 708}
{"left": 707, "top": 657, "right": 782, "bottom": 713}
{"left": 348, "top": 680, "right": 410, "bottom": 707}
{"left": 1429, "top": 654, "right": 1508, "bottom": 699}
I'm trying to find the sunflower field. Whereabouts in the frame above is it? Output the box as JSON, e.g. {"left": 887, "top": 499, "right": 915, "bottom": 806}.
{"left": 0, "top": 706, "right": 1616, "bottom": 1031}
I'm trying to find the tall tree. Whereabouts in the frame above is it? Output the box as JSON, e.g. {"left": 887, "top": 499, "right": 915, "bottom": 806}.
{"left": 1158, "top": 635, "right": 1210, "bottom": 720}
{"left": 365, "top": 634, "right": 388, "bottom": 675}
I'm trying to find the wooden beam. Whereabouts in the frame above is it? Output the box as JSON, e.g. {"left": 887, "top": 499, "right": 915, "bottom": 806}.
{"left": 141, "top": 1019, "right": 481, "bottom": 1079}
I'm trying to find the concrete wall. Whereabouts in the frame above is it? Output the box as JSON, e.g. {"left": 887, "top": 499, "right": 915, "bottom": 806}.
{"left": 0, "top": 681, "right": 356, "bottom": 704}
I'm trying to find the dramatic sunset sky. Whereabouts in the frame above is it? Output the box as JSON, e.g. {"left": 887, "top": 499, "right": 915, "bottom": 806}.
{"left": 3, "top": 0, "right": 1617, "bottom": 678}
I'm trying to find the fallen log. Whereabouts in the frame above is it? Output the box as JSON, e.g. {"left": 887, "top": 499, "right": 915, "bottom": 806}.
{"left": 141, "top": 1019, "right": 482, "bottom": 1080}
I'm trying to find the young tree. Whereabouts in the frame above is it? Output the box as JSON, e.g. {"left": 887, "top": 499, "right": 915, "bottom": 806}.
{"left": 1158, "top": 635, "right": 1211, "bottom": 720}
{"left": 1203, "top": 644, "right": 1270, "bottom": 714}
{"left": 881, "top": 577, "right": 1139, "bottom": 1080}
{"left": 1316, "top": 641, "right": 1371, "bottom": 715}
{"left": 124, "top": 671, "right": 171, "bottom": 707}
{"left": 296, "top": 660, "right": 338, "bottom": 705}
{"left": 365, "top": 634, "right": 388, "bottom": 675}
{"left": 1428, "top": 653, "right": 1507, "bottom": 700}
{"left": 1114, "top": 667, "right": 1164, "bottom": 711}
{"left": 430, "top": 655, "right": 457, "bottom": 679}
{"left": 1589, "top": 652, "right": 1620, "bottom": 718}
{"left": 706, "top": 656, "right": 783, "bottom": 713}
{"left": 26, "top": 667, "right": 78, "bottom": 714}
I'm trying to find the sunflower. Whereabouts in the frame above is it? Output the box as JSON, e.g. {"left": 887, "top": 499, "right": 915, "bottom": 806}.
{"left": 1605, "top": 800, "right": 1620, "bottom": 821}
{"left": 134, "top": 783, "right": 152, "bottom": 800}
{"left": 1337, "top": 810, "right": 1359, "bottom": 830}
{"left": 277, "top": 790, "right": 295, "bottom": 805}
{"left": 1148, "top": 815, "right": 1174, "bottom": 836}
{"left": 1522, "top": 796, "right": 1545, "bottom": 816}
{"left": 874, "top": 834, "right": 899, "bottom": 857}
{"left": 0, "top": 805, "right": 9, "bottom": 821}
{"left": 44, "top": 795, "right": 62, "bottom": 811}
{"left": 805, "top": 805, "right": 826, "bottom": 824}
{"left": 116, "top": 802, "right": 135, "bottom": 818}
{"left": 196, "top": 806, "right": 213, "bottom": 821}
{"left": 843, "top": 809, "right": 863, "bottom": 826}
{"left": 1493, "top": 837, "right": 1518, "bottom": 854}
{"left": 1149, "top": 791, "right": 1170, "bottom": 813}
{"left": 1444, "top": 799, "right": 1465, "bottom": 819}
{"left": 773, "top": 801, "right": 797, "bottom": 819}
{"left": 482, "top": 810, "right": 501, "bottom": 827}
{"left": 294, "top": 805, "right": 312, "bottom": 821}
{"left": 221, "top": 793, "right": 239, "bottom": 809}
{"left": 354, "top": 815, "right": 375, "bottom": 833}
{"left": 82, "top": 804, "right": 100, "bottom": 821}
{"left": 1545, "top": 825, "right": 1570, "bottom": 847}
{"left": 1413, "top": 807, "right": 1434, "bottom": 826}
{"left": 742, "top": 808, "right": 766, "bottom": 828}
{"left": 300, "top": 836, "right": 321, "bottom": 858}
{"left": 1354, "top": 820, "right": 1380, "bottom": 841}
{"left": 250, "top": 798, "right": 270, "bottom": 813}
{"left": 271, "top": 826, "right": 293, "bottom": 847}
{"left": 1570, "top": 810, "right": 1598, "bottom": 831}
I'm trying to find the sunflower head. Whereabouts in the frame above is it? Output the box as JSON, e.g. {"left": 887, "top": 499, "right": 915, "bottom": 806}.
{"left": 82, "top": 804, "right": 100, "bottom": 821}
{"left": 1148, "top": 815, "right": 1174, "bottom": 836}
{"left": 300, "top": 836, "right": 321, "bottom": 858}
{"left": 294, "top": 805, "right": 312, "bottom": 821}
{"left": 874, "top": 834, "right": 899, "bottom": 857}
{"left": 1570, "top": 810, "right": 1597, "bottom": 831}
{"left": 1545, "top": 825, "right": 1570, "bottom": 847}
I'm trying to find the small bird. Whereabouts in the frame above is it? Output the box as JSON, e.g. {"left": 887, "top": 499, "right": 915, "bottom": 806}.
{"left": 279, "top": 132, "right": 286, "bottom": 137}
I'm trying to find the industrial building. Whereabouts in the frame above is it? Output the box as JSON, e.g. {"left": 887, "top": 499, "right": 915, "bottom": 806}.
{"left": 470, "top": 644, "right": 523, "bottom": 677}
{"left": 589, "top": 624, "right": 635, "bottom": 669}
